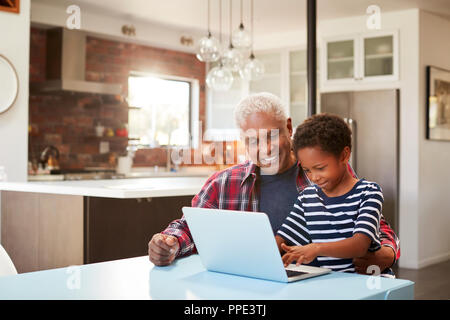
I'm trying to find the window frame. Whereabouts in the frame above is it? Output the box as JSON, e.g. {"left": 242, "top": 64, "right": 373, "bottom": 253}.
{"left": 127, "top": 71, "right": 200, "bottom": 148}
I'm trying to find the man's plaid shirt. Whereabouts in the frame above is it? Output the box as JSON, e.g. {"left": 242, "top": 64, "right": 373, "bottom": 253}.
{"left": 162, "top": 160, "right": 400, "bottom": 263}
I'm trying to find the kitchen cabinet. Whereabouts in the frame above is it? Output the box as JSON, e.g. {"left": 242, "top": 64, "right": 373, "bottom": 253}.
{"left": 321, "top": 30, "right": 399, "bottom": 88}
{"left": 1, "top": 191, "right": 192, "bottom": 272}
{"left": 85, "top": 195, "right": 192, "bottom": 263}
{"left": 206, "top": 48, "right": 320, "bottom": 134}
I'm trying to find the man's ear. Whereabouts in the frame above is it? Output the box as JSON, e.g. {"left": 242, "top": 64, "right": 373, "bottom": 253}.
{"left": 286, "top": 118, "right": 293, "bottom": 137}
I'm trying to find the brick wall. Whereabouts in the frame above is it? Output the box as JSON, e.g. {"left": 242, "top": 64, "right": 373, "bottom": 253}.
{"left": 28, "top": 27, "right": 217, "bottom": 170}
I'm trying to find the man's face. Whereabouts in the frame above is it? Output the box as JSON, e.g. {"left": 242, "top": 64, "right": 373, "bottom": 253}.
{"left": 240, "top": 112, "right": 294, "bottom": 174}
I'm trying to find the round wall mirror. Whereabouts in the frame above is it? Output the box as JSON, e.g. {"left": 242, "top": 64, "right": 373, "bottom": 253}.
{"left": 0, "top": 54, "right": 19, "bottom": 114}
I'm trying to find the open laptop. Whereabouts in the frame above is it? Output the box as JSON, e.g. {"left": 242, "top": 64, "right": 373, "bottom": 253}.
{"left": 182, "top": 207, "right": 331, "bottom": 283}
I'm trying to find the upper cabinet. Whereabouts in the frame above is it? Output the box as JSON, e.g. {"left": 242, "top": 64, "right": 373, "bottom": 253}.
{"left": 321, "top": 30, "right": 399, "bottom": 89}
{"left": 248, "top": 48, "right": 319, "bottom": 129}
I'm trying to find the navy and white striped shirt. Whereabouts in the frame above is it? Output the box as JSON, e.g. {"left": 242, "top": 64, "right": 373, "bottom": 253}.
{"left": 277, "top": 179, "right": 383, "bottom": 273}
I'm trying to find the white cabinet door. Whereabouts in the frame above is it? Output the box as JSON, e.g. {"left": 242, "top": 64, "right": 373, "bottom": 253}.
{"left": 321, "top": 35, "right": 359, "bottom": 86}
{"left": 360, "top": 30, "right": 399, "bottom": 82}
{"left": 321, "top": 30, "right": 399, "bottom": 89}
{"left": 205, "top": 62, "right": 249, "bottom": 141}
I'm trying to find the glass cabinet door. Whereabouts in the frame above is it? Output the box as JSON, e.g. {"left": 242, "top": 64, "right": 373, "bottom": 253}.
{"left": 289, "top": 50, "right": 307, "bottom": 127}
{"left": 326, "top": 39, "right": 355, "bottom": 80}
{"left": 363, "top": 35, "right": 394, "bottom": 77}
{"left": 249, "top": 52, "right": 282, "bottom": 97}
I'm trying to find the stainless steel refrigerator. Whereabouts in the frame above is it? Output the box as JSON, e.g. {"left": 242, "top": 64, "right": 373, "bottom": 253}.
{"left": 320, "top": 90, "right": 399, "bottom": 233}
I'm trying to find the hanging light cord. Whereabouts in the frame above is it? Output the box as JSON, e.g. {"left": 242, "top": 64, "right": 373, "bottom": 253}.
{"left": 219, "top": 0, "right": 222, "bottom": 44}
{"left": 240, "top": 0, "right": 243, "bottom": 24}
{"left": 250, "top": 0, "right": 254, "bottom": 57}
{"left": 229, "top": 0, "right": 233, "bottom": 46}
{"left": 207, "top": 0, "right": 211, "bottom": 37}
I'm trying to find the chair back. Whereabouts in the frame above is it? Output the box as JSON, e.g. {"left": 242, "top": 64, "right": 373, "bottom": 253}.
{"left": 0, "top": 245, "right": 17, "bottom": 276}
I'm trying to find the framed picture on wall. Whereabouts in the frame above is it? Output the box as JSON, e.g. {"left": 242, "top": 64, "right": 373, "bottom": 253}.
{"left": 426, "top": 66, "right": 450, "bottom": 141}
{"left": 0, "top": 0, "right": 20, "bottom": 14}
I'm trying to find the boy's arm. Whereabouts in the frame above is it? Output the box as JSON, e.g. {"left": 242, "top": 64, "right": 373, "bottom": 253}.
{"left": 281, "top": 234, "right": 372, "bottom": 266}
{"left": 315, "top": 233, "right": 371, "bottom": 258}
{"left": 275, "top": 235, "right": 286, "bottom": 254}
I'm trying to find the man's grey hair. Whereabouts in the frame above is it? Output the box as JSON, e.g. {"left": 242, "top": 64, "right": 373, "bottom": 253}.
{"left": 234, "top": 92, "right": 288, "bottom": 128}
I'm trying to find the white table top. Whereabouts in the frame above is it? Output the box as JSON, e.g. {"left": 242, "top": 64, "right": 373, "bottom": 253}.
{"left": 0, "top": 255, "right": 414, "bottom": 300}
{"left": 0, "top": 176, "right": 208, "bottom": 199}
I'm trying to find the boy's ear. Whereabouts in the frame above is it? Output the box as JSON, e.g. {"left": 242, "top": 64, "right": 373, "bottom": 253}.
{"left": 340, "top": 146, "right": 351, "bottom": 163}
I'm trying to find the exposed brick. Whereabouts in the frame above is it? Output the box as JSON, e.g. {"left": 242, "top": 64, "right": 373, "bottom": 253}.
{"left": 29, "top": 27, "right": 213, "bottom": 169}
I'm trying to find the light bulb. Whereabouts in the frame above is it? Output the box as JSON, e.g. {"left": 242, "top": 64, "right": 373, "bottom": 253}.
{"left": 206, "top": 65, "right": 234, "bottom": 91}
{"left": 196, "top": 34, "right": 222, "bottom": 62}
{"left": 231, "top": 23, "right": 252, "bottom": 50}
{"left": 221, "top": 45, "right": 244, "bottom": 72}
{"left": 239, "top": 54, "right": 265, "bottom": 81}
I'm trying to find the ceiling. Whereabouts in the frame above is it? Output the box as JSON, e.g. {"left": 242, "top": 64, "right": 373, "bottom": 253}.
{"left": 34, "top": 0, "right": 450, "bottom": 36}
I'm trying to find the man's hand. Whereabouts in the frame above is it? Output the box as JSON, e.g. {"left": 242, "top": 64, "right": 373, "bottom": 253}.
{"left": 353, "top": 246, "right": 395, "bottom": 274}
{"left": 148, "top": 233, "right": 179, "bottom": 266}
{"left": 281, "top": 243, "right": 319, "bottom": 267}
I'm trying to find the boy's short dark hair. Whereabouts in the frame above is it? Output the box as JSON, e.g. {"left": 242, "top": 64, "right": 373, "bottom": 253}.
{"left": 292, "top": 113, "right": 352, "bottom": 157}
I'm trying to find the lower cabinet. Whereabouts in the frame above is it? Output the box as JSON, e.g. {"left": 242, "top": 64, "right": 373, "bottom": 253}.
{"left": 1, "top": 191, "right": 193, "bottom": 272}
{"left": 84, "top": 195, "right": 193, "bottom": 264}
{"left": 1, "top": 192, "right": 84, "bottom": 273}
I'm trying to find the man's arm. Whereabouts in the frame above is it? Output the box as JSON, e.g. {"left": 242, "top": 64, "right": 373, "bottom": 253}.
{"left": 352, "top": 215, "right": 400, "bottom": 274}
{"left": 379, "top": 215, "right": 400, "bottom": 263}
{"left": 148, "top": 172, "right": 221, "bottom": 265}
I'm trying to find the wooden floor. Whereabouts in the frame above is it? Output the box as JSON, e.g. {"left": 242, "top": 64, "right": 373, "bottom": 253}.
{"left": 393, "top": 260, "right": 450, "bottom": 300}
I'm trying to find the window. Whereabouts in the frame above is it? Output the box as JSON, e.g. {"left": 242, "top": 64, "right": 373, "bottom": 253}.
{"left": 127, "top": 73, "right": 197, "bottom": 147}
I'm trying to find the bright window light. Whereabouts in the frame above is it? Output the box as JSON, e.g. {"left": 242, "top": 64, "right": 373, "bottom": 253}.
{"left": 128, "top": 75, "right": 191, "bottom": 147}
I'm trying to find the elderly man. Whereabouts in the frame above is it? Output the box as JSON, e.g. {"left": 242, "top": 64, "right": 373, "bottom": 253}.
{"left": 148, "top": 92, "right": 400, "bottom": 274}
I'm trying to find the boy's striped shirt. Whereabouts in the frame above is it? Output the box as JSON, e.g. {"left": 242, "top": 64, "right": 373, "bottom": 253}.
{"left": 277, "top": 179, "right": 383, "bottom": 273}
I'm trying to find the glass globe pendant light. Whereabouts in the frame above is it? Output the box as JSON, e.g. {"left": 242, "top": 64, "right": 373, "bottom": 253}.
{"left": 239, "top": 0, "right": 264, "bottom": 81}
{"left": 206, "top": 62, "right": 234, "bottom": 91}
{"left": 240, "top": 53, "right": 265, "bottom": 81}
{"left": 221, "top": 0, "right": 244, "bottom": 72}
{"left": 231, "top": 0, "right": 252, "bottom": 50}
{"left": 206, "top": 0, "right": 234, "bottom": 91}
{"left": 196, "top": 0, "right": 221, "bottom": 62}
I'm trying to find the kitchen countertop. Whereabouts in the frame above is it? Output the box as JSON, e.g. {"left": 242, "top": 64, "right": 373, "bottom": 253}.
{"left": 0, "top": 176, "right": 209, "bottom": 199}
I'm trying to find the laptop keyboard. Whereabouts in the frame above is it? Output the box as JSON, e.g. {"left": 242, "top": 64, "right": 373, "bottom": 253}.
{"left": 286, "top": 269, "right": 308, "bottom": 277}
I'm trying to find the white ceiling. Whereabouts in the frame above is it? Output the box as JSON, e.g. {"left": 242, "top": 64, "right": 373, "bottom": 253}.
{"left": 33, "top": 0, "right": 450, "bottom": 36}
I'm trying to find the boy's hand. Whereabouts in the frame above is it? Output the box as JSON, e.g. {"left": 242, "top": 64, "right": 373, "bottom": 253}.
{"left": 281, "top": 243, "right": 320, "bottom": 267}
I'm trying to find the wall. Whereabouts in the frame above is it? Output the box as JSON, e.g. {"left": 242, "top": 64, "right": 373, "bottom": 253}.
{"left": 0, "top": 0, "right": 30, "bottom": 248}
{"left": 315, "top": 9, "right": 422, "bottom": 269}
{"left": 29, "top": 27, "right": 207, "bottom": 169}
{"left": 30, "top": 0, "right": 201, "bottom": 54}
{"left": 418, "top": 11, "right": 450, "bottom": 268}
{"left": 0, "top": 0, "right": 30, "bottom": 181}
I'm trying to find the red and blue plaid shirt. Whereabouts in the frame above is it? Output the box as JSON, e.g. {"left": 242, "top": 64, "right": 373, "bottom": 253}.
{"left": 162, "top": 160, "right": 400, "bottom": 263}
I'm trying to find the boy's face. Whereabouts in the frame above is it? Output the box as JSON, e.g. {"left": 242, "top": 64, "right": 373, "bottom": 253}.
{"left": 297, "top": 146, "right": 351, "bottom": 193}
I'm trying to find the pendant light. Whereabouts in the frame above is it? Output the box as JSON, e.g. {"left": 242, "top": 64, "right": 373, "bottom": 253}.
{"left": 196, "top": 0, "right": 222, "bottom": 62}
{"left": 221, "top": 0, "right": 244, "bottom": 72}
{"left": 206, "top": 0, "right": 234, "bottom": 91}
{"left": 231, "top": 0, "right": 252, "bottom": 50}
{"left": 239, "top": 0, "right": 264, "bottom": 81}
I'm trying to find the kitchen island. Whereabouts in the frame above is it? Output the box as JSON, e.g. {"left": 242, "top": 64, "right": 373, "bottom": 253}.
{"left": 0, "top": 177, "right": 208, "bottom": 273}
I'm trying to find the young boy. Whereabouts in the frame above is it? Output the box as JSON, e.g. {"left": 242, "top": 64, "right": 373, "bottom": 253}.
{"left": 275, "top": 113, "right": 394, "bottom": 277}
